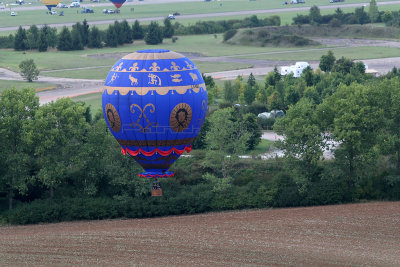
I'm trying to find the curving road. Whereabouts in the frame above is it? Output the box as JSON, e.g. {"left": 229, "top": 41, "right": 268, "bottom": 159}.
{"left": 1, "top": 0, "right": 400, "bottom": 31}
{"left": 3, "top": 36, "right": 400, "bottom": 103}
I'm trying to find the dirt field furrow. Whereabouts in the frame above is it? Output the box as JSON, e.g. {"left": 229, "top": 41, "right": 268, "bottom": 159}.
{"left": 1, "top": 202, "right": 399, "bottom": 266}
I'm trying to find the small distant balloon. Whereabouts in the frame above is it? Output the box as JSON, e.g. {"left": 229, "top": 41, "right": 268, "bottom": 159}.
{"left": 41, "top": 0, "right": 61, "bottom": 10}
{"left": 109, "top": 0, "right": 126, "bottom": 8}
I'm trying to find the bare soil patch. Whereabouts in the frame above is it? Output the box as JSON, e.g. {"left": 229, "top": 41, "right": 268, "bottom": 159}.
{"left": 1, "top": 202, "right": 399, "bottom": 266}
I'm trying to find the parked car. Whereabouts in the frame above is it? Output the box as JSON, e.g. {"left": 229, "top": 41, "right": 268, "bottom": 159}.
{"left": 330, "top": 0, "right": 344, "bottom": 2}
{"left": 167, "top": 14, "right": 175, "bottom": 19}
{"left": 103, "top": 8, "right": 114, "bottom": 13}
{"left": 69, "top": 2, "right": 80, "bottom": 7}
{"left": 81, "top": 6, "right": 94, "bottom": 13}
{"left": 57, "top": 3, "right": 68, "bottom": 8}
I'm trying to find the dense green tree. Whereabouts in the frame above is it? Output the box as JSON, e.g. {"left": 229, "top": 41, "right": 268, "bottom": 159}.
{"left": 0, "top": 88, "right": 39, "bottom": 210}
{"left": 275, "top": 98, "right": 324, "bottom": 166}
{"left": 316, "top": 83, "right": 383, "bottom": 190}
{"left": 355, "top": 6, "right": 369, "bottom": 25}
{"left": 87, "top": 26, "right": 102, "bottom": 48}
{"left": 113, "top": 21, "right": 124, "bottom": 45}
{"left": 203, "top": 107, "right": 251, "bottom": 179}
{"left": 267, "top": 91, "right": 283, "bottom": 111}
{"left": 120, "top": 20, "right": 133, "bottom": 44}
{"left": 57, "top": 27, "right": 73, "bottom": 51}
{"left": 382, "top": 11, "right": 394, "bottom": 25}
{"left": 14, "top": 26, "right": 27, "bottom": 51}
{"left": 374, "top": 79, "right": 400, "bottom": 173}
{"left": 192, "top": 117, "right": 210, "bottom": 150}
{"left": 303, "top": 86, "right": 320, "bottom": 104}
{"left": 247, "top": 73, "right": 256, "bottom": 87}
{"left": 223, "top": 80, "right": 238, "bottom": 103}
{"left": 202, "top": 74, "right": 218, "bottom": 104}
{"left": 37, "top": 30, "right": 48, "bottom": 52}
{"left": 256, "top": 86, "right": 268, "bottom": 104}
{"left": 248, "top": 15, "right": 260, "bottom": 27}
{"left": 25, "top": 99, "right": 91, "bottom": 198}
{"left": 41, "top": 25, "right": 58, "bottom": 48}
{"left": 333, "top": 8, "right": 344, "bottom": 20}
{"left": 368, "top": 0, "right": 379, "bottom": 23}
{"left": 301, "top": 66, "right": 314, "bottom": 87}
{"left": 19, "top": 59, "right": 40, "bottom": 82}
{"left": 243, "top": 83, "right": 257, "bottom": 105}
{"left": 242, "top": 113, "right": 262, "bottom": 150}
{"left": 105, "top": 25, "right": 118, "bottom": 47}
{"left": 71, "top": 25, "right": 84, "bottom": 50}
{"left": 26, "top": 25, "right": 39, "bottom": 50}
{"left": 163, "top": 18, "right": 175, "bottom": 38}
{"left": 145, "top": 21, "right": 163, "bottom": 45}
{"left": 309, "top": 5, "right": 322, "bottom": 24}
{"left": 319, "top": 50, "right": 336, "bottom": 72}
{"left": 284, "top": 86, "right": 300, "bottom": 107}
{"left": 81, "top": 19, "right": 90, "bottom": 46}
{"left": 132, "top": 20, "right": 144, "bottom": 40}
{"left": 265, "top": 67, "right": 281, "bottom": 87}
{"left": 332, "top": 57, "right": 355, "bottom": 75}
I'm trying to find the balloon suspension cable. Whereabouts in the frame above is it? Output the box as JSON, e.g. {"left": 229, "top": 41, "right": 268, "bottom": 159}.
{"left": 151, "top": 179, "right": 163, "bottom": 197}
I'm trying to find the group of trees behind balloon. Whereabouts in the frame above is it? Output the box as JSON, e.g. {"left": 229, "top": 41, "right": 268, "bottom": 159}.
{"left": 211, "top": 51, "right": 367, "bottom": 129}
{"left": 2, "top": 53, "right": 400, "bottom": 223}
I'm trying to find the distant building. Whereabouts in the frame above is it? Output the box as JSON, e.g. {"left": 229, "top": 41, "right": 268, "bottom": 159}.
{"left": 280, "top": 62, "right": 310, "bottom": 78}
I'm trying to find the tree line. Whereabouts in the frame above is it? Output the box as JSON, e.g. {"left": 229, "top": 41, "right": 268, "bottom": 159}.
{"left": 0, "top": 14, "right": 281, "bottom": 51}
{"left": 9, "top": 19, "right": 170, "bottom": 52}
{"left": 293, "top": 1, "right": 385, "bottom": 26}
{"left": 2, "top": 53, "right": 400, "bottom": 224}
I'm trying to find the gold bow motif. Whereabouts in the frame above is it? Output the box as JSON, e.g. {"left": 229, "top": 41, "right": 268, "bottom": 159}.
{"left": 130, "top": 103, "right": 159, "bottom": 132}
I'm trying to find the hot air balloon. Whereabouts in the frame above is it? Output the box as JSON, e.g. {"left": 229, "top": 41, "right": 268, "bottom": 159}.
{"left": 41, "top": 0, "right": 61, "bottom": 11}
{"left": 102, "top": 49, "right": 207, "bottom": 196}
{"left": 109, "top": 0, "right": 126, "bottom": 9}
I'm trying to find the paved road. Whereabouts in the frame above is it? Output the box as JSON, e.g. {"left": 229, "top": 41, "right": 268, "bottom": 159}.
{"left": 2, "top": 55, "right": 400, "bottom": 103}
{"left": 2, "top": 0, "right": 400, "bottom": 31}
{"left": 2, "top": 36, "right": 400, "bottom": 103}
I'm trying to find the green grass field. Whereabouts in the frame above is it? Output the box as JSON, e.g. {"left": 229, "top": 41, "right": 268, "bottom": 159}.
{"left": 2, "top": 30, "right": 400, "bottom": 79}
{"left": 72, "top": 91, "right": 102, "bottom": 112}
{"left": 251, "top": 139, "right": 273, "bottom": 156}
{"left": 1, "top": 0, "right": 398, "bottom": 30}
{"left": 0, "top": 35, "right": 307, "bottom": 72}
{"left": 0, "top": 79, "right": 55, "bottom": 92}
{"left": 242, "top": 46, "right": 400, "bottom": 61}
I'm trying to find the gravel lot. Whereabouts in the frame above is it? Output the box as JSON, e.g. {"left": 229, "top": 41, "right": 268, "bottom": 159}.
{"left": 1, "top": 202, "right": 399, "bottom": 266}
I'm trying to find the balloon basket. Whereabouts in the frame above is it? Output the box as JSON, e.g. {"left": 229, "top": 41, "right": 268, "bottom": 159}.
{"left": 151, "top": 180, "right": 162, "bottom": 197}
{"left": 152, "top": 188, "right": 163, "bottom": 197}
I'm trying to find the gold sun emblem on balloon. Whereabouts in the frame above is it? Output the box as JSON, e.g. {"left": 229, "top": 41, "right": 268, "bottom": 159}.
{"left": 170, "top": 103, "right": 192, "bottom": 132}
{"left": 105, "top": 103, "right": 121, "bottom": 132}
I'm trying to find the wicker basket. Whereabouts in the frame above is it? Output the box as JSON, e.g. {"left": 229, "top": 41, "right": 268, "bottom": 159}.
{"left": 152, "top": 188, "right": 163, "bottom": 197}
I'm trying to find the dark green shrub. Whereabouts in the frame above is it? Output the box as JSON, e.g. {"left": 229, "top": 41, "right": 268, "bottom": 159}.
{"left": 272, "top": 174, "right": 302, "bottom": 207}
{"left": 223, "top": 29, "right": 237, "bottom": 41}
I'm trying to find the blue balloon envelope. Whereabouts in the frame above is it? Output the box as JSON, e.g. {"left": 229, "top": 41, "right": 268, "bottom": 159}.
{"left": 102, "top": 49, "right": 207, "bottom": 178}
{"left": 109, "top": 0, "right": 125, "bottom": 8}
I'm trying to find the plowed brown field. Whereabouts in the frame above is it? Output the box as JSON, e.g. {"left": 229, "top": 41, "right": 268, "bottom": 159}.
{"left": 1, "top": 202, "right": 399, "bottom": 266}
